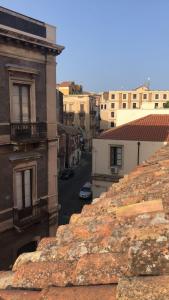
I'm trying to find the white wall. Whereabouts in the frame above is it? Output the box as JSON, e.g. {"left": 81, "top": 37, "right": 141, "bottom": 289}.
{"left": 116, "top": 109, "right": 169, "bottom": 126}
{"left": 92, "top": 138, "right": 165, "bottom": 177}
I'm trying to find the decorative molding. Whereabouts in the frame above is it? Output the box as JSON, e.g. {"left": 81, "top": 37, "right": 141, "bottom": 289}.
{"left": 6, "top": 64, "right": 39, "bottom": 75}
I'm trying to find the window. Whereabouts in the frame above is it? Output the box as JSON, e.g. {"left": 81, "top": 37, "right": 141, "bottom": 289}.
{"left": 133, "top": 94, "right": 137, "bottom": 99}
{"left": 15, "top": 169, "right": 33, "bottom": 209}
{"left": 101, "top": 104, "right": 103, "bottom": 109}
{"left": 110, "top": 122, "right": 115, "bottom": 127}
{"left": 14, "top": 162, "right": 37, "bottom": 211}
{"left": 123, "top": 94, "right": 127, "bottom": 99}
{"left": 123, "top": 103, "right": 126, "bottom": 109}
{"left": 155, "top": 94, "right": 159, "bottom": 100}
{"left": 69, "top": 104, "right": 73, "bottom": 112}
{"left": 12, "top": 84, "right": 30, "bottom": 122}
{"left": 163, "top": 94, "right": 167, "bottom": 100}
{"left": 111, "top": 94, "right": 115, "bottom": 99}
{"left": 111, "top": 103, "right": 115, "bottom": 109}
{"left": 64, "top": 104, "right": 66, "bottom": 112}
{"left": 133, "top": 103, "right": 137, "bottom": 109}
{"left": 110, "top": 146, "right": 122, "bottom": 167}
{"left": 80, "top": 104, "right": 84, "bottom": 112}
{"left": 104, "top": 104, "right": 107, "bottom": 109}
{"left": 155, "top": 103, "right": 158, "bottom": 109}
{"left": 143, "top": 94, "right": 147, "bottom": 100}
{"left": 111, "top": 112, "right": 114, "bottom": 117}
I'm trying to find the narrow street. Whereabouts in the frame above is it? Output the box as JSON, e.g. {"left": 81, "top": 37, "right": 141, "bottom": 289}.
{"left": 58, "top": 152, "right": 92, "bottom": 225}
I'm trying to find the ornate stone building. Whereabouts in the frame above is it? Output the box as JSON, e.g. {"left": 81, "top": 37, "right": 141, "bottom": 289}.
{"left": 0, "top": 6, "right": 64, "bottom": 269}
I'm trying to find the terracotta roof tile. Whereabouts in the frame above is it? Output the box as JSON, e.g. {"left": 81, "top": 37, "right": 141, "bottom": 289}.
{"left": 99, "top": 114, "right": 169, "bottom": 141}
{"left": 1, "top": 144, "right": 169, "bottom": 298}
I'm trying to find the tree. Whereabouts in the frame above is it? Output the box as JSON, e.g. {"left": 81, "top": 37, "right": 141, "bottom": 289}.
{"left": 163, "top": 101, "right": 169, "bottom": 108}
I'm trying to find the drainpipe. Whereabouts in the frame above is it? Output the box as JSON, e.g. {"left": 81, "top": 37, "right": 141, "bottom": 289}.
{"left": 137, "top": 141, "right": 140, "bottom": 165}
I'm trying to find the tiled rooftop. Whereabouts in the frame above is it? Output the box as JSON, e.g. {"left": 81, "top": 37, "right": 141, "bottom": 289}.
{"left": 99, "top": 114, "right": 169, "bottom": 141}
{"left": 1, "top": 144, "right": 169, "bottom": 299}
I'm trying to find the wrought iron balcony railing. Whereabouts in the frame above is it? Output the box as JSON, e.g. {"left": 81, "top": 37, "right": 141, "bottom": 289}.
{"left": 79, "top": 111, "right": 85, "bottom": 118}
{"left": 13, "top": 199, "right": 48, "bottom": 230}
{"left": 10, "top": 122, "right": 47, "bottom": 142}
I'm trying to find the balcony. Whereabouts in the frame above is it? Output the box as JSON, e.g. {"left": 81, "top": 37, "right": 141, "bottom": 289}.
{"left": 10, "top": 122, "right": 47, "bottom": 142}
{"left": 79, "top": 111, "right": 85, "bottom": 118}
{"left": 90, "top": 110, "right": 96, "bottom": 116}
{"left": 63, "top": 112, "right": 74, "bottom": 120}
{"left": 13, "top": 199, "right": 48, "bottom": 230}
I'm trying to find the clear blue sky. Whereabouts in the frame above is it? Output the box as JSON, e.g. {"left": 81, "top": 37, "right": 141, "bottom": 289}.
{"left": 1, "top": 0, "right": 169, "bottom": 92}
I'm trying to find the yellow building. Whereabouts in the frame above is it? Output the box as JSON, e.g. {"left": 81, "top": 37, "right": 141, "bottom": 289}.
{"left": 56, "top": 81, "right": 82, "bottom": 95}
{"left": 63, "top": 94, "right": 100, "bottom": 149}
{"left": 100, "top": 85, "right": 169, "bottom": 130}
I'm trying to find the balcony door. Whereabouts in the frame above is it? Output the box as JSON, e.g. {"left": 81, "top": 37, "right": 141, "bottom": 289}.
{"left": 15, "top": 169, "right": 33, "bottom": 210}
{"left": 12, "top": 84, "right": 31, "bottom": 123}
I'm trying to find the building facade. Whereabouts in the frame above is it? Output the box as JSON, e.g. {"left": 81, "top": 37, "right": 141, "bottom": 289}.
{"left": 63, "top": 94, "right": 100, "bottom": 149}
{"left": 100, "top": 85, "right": 169, "bottom": 130}
{"left": 57, "top": 123, "right": 82, "bottom": 172}
{"left": 0, "top": 7, "right": 63, "bottom": 269}
{"left": 57, "top": 81, "right": 83, "bottom": 95}
{"left": 92, "top": 115, "right": 169, "bottom": 198}
{"left": 56, "top": 89, "right": 64, "bottom": 124}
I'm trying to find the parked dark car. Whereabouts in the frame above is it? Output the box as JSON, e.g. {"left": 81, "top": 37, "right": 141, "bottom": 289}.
{"left": 60, "top": 168, "right": 74, "bottom": 180}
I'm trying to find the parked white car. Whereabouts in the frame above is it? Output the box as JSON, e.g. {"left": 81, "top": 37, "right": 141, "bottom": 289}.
{"left": 79, "top": 182, "right": 92, "bottom": 200}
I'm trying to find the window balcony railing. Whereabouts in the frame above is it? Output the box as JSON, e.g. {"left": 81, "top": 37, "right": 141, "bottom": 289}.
{"left": 10, "top": 122, "right": 47, "bottom": 142}
{"left": 13, "top": 199, "right": 48, "bottom": 230}
{"left": 79, "top": 111, "right": 85, "bottom": 118}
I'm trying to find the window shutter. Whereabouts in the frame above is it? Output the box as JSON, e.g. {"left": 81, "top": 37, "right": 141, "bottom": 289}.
{"left": 24, "top": 169, "right": 32, "bottom": 207}
{"left": 22, "top": 86, "right": 30, "bottom": 122}
{"left": 12, "top": 85, "right": 20, "bottom": 122}
{"left": 15, "top": 172, "right": 22, "bottom": 209}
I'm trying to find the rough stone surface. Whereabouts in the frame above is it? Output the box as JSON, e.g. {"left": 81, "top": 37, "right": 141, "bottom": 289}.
{"left": 0, "top": 272, "right": 14, "bottom": 289}
{"left": 40, "top": 285, "right": 117, "bottom": 300}
{"left": 117, "top": 276, "right": 169, "bottom": 299}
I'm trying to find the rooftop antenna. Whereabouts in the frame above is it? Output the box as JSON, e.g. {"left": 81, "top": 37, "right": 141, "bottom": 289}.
{"left": 145, "top": 77, "right": 150, "bottom": 90}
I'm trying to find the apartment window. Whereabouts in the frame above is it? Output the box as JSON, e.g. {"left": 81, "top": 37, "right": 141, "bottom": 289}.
{"left": 110, "top": 122, "right": 115, "bottom": 127}
{"left": 155, "top": 94, "right": 159, "bottom": 100}
{"left": 101, "top": 104, "right": 103, "bottom": 109}
{"left": 111, "top": 103, "right": 115, "bottom": 109}
{"left": 123, "top": 94, "right": 127, "bottom": 100}
{"left": 80, "top": 104, "right": 84, "bottom": 112}
{"left": 155, "top": 103, "right": 158, "bottom": 109}
{"left": 133, "top": 103, "right": 137, "bottom": 109}
{"left": 123, "top": 103, "right": 126, "bottom": 109}
{"left": 14, "top": 162, "right": 37, "bottom": 211}
{"left": 111, "top": 94, "right": 115, "bottom": 99}
{"left": 110, "top": 146, "right": 122, "bottom": 167}
{"left": 104, "top": 104, "right": 107, "bottom": 109}
{"left": 111, "top": 112, "right": 114, "bottom": 118}
{"left": 12, "top": 84, "right": 30, "bottom": 122}
{"left": 163, "top": 94, "right": 167, "bottom": 100}
{"left": 69, "top": 104, "right": 73, "bottom": 112}
{"left": 133, "top": 94, "right": 137, "bottom": 99}
{"left": 15, "top": 169, "right": 33, "bottom": 209}
{"left": 143, "top": 94, "right": 147, "bottom": 100}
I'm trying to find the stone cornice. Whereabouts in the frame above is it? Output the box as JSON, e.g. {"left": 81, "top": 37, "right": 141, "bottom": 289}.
{"left": 0, "top": 27, "right": 64, "bottom": 56}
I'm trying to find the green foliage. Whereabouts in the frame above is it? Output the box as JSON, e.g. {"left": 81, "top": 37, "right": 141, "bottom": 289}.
{"left": 163, "top": 101, "right": 169, "bottom": 108}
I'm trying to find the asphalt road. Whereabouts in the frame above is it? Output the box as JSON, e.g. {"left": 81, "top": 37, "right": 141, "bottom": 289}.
{"left": 58, "top": 152, "right": 92, "bottom": 225}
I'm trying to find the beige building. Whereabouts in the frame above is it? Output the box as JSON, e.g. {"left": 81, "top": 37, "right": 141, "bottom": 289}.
{"left": 56, "top": 81, "right": 82, "bottom": 95}
{"left": 116, "top": 105, "right": 169, "bottom": 126}
{"left": 92, "top": 114, "right": 169, "bottom": 198}
{"left": 63, "top": 94, "right": 100, "bottom": 149}
{"left": 100, "top": 85, "right": 169, "bottom": 130}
